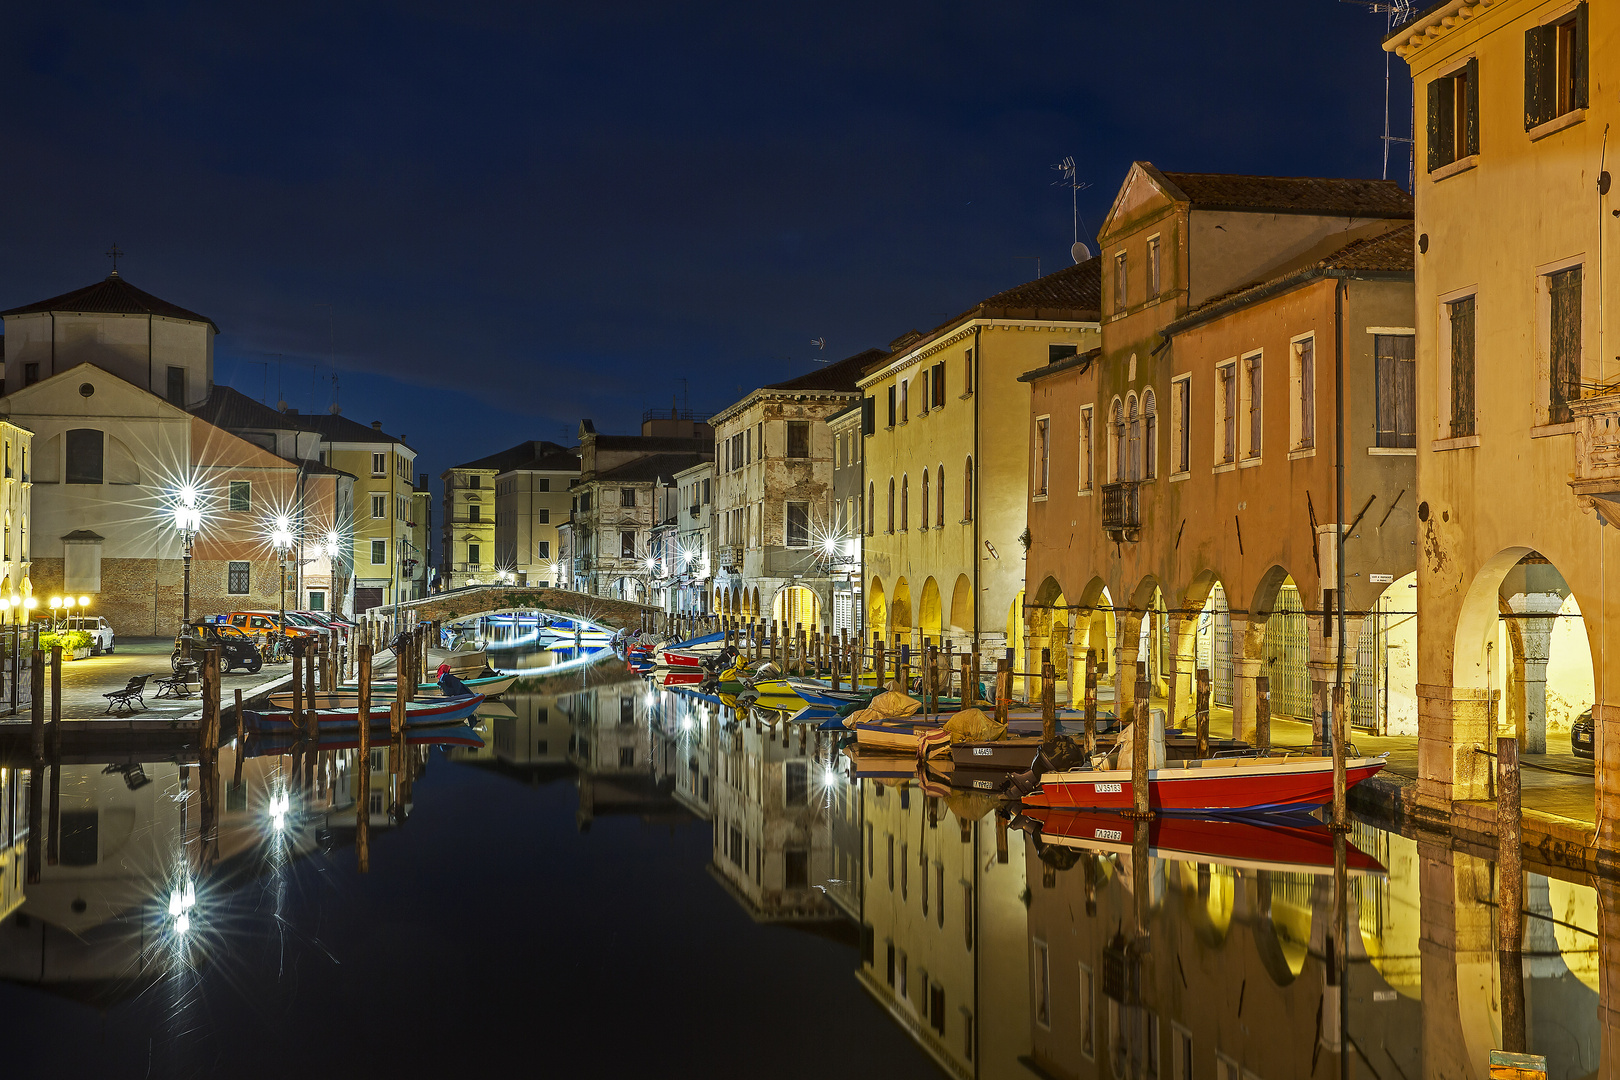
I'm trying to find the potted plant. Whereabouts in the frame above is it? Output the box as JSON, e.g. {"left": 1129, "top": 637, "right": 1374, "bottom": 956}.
{"left": 40, "top": 629, "right": 94, "bottom": 660}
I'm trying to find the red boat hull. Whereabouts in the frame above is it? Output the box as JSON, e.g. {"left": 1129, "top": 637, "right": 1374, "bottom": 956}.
{"left": 1023, "top": 808, "right": 1386, "bottom": 873}
{"left": 1022, "top": 757, "right": 1386, "bottom": 814}
{"left": 664, "top": 651, "right": 704, "bottom": 668}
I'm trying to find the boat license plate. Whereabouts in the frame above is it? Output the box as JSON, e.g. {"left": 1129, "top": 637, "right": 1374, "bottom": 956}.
{"left": 973, "top": 780, "right": 994, "bottom": 790}
{"left": 1094, "top": 782, "right": 1122, "bottom": 793}
{"left": 972, "top": 747, "right": 993, "bottom": 756}
{"left": 1094, "top": 828, "right": 1123, "bottom": 841}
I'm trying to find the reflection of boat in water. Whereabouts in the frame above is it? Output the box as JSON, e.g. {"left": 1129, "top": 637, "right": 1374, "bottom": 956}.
{"left": 245, "top": 725, "right": 486, "bottom": 756}
{"left": 1019, "top": 806, "right": 1387, "bottom": 875}
{"left": 1023, "top": 754, "right": 1388, "bottom": 815}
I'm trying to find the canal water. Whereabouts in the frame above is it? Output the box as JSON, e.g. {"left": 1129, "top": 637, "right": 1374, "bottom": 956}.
{"left": 0, "top": 636, "right": 1604, "bottom": 1078}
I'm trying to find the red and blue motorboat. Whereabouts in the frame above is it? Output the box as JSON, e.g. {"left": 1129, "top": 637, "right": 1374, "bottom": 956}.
{"left": 244, "top": 692, "right": 484, "bottom": 734}
{"left": 1020, "top": 806, "right": 1387, "bottom": 874}
{"left": 1020, "top": 752, "right": 1387, "bottom": 815}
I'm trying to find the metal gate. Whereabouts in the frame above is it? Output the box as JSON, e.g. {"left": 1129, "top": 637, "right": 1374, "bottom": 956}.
{"left": 1352, "top": 608, "right": 1383, "bottom": 731}
{"left": 1263, "top": 586, "right": 1311, "bottom": 719}
{"left": 1207, "top": 584, "right": 1232, "bottom": 707}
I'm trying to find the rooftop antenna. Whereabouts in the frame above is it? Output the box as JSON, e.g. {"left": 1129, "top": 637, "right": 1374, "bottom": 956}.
{"left": 104, "top": 242, "right": 124, "bottom": 276}
{"left": 1014, "top": 256, "right": 1042, "bottom": 281}
{"left": 1342, "top": 0, "right": 1416, "bottom": 189}
{"left": 330, "top": 373, "right": 341, "bottom": 415}
{"left": 1051, "top": 157, "right": 1094, "bottom": 262}
{"left": 810, "top": 337, "right": 829, "bottom": 362}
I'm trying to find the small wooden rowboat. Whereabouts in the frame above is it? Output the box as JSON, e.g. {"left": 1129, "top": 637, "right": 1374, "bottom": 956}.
{"left": 1020, "top": 807, "right": 1387, "bottom": 875}
{"left": 1021, "top": 753, "right": 1388, "bottom": 815}
{"left": 244, "top": 694, "right": 484, "bottom": 733}
{"left": 852, "top": 720, "right": 954, "bottom": 758}
{"left": 336, "top": 673, "right": 517, "bottom": 698}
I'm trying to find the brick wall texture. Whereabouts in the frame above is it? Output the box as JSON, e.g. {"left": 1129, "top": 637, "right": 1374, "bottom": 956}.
{"left": 33, "top": 556, "right": 291, "bottom": 638}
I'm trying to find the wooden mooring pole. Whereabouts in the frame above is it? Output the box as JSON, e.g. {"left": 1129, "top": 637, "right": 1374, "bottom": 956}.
{"left": 357, "top": 640, "right": 373, "bottom": 872}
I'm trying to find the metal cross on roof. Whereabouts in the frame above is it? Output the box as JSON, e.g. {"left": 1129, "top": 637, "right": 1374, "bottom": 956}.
{"left": 105, "top": 242, "right": 124, "bottom": 274}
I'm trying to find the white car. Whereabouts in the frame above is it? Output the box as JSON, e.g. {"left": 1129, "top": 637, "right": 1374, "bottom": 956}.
{"left": 65, "top": 615, "right": 115, "bottom": 655}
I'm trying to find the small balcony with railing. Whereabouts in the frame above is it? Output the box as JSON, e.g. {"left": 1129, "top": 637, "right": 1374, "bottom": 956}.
{"left": 1100, "top": 481, "right": 1141, "bottom": 542}
{"left": 1571, "top": 391, "right": 1620, "bottom": 521}
{"left": 717, "top": 544, "right": 744, "bottom": 571}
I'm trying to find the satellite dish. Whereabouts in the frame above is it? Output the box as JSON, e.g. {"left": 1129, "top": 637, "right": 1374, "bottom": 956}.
{"left": 329, "top": 403, "right": 342, "bottom": 415}
{"left": 1071, "top": 241, "right": 1093, "bottom": 264}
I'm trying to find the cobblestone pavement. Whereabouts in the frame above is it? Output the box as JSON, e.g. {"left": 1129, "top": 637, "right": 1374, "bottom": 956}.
{"left": 6, "top": 637, "right": 294, "bottom": 722}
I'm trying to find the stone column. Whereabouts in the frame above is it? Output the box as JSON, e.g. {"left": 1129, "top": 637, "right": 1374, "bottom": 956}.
{"left": 1115, "top": 614, "right": 1141, "bottom": 718}
{"left": 1595, "top": 703, "right": 1620, "bottom": 852}
{"left": 1051, "top": 616, "right": 1072, "bottom": 705}
{"left": 1508, "top": 597, "right": 1560, "bottom": 754}
{"left": 1415, "top": 683, "right": 1494, "bottom": 820}
{"left": 1166, "top": 614, "right": 1195, "bottom": 734}
{"left": 1231, "top": 658, "right": 1262, "bottom": 744}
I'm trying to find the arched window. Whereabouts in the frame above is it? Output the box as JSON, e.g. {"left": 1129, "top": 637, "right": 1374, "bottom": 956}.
{"left": 964, "top": 456, "right": 974, "bottom": 521}
{"left": 869, "top": 481, "right": 876, "bottom": 535}
{"left": 901, "top": 475, "right": 909, "bottom": 530}
{"left": 1127, "top": 393, "right": 1142, "bottom": 481}
{"left": 887, "top": 479, "right": 895, "bottom": 532}
{"left": 1110, "top": 398, "right": 1125, "bottom": 481}
{"left": 1142, "top": 388, "right": 1157, "bottom": 479}
{"left": 920, "top": 470, "right": 930, "bottom": 530}
{"left": 936, "top": 465, "right": 945, "bottom": 527}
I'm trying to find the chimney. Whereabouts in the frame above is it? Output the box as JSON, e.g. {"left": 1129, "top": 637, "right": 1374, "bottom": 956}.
{"left": 371, "top": 421, "right": 382, "bottom": 431}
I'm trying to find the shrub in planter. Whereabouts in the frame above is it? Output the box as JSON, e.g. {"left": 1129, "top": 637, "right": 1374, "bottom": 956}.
{"left": 38, "top": 630, "right": 93, "bottom": 658}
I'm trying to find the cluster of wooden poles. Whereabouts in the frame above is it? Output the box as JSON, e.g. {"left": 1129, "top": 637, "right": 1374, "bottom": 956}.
{"left": 165, "top": 622, "right": 440, "bottom": 875}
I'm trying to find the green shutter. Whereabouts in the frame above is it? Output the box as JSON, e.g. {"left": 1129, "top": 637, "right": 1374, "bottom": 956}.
{"left": 1574, "top": 2, "right": 1589, "bottom": 109}
{"left": 1428, "top": 77, "right": 1443, "bottom": 171}
{"left": 1464, "top": 58, "right": 1480, "bottom": 156}
{"left": 1525, "top": 24, "right": 1546, "bottom": 129}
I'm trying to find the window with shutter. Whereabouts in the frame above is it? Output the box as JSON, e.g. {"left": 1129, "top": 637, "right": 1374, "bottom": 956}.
{"left": 1526, "top": 4, "right": 1588, "bottom": 130}
{"left": 1549, "top": 267, "right": 1582, "bottom": 424}
{"left": 1374, "top": 334, "right": 1416, "bottom": 447}
{"left": 1428, "top": 62, "right": 1477, "bottom": 170}
{"left": 1449, "top": 297, "right": 1477, "bottom": 437}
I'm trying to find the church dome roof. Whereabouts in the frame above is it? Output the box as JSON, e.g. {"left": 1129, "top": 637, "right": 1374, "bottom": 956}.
{"left": 0, "top": 272, "right": 218, "bottom": 332}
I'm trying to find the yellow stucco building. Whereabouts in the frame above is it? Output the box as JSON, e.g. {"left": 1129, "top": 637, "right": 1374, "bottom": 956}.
{"left": 1387, "top": 0, "right": 1620, "bottom": 830}
{"left": 859, "top": 262, "right": 1100, "bottom": 659}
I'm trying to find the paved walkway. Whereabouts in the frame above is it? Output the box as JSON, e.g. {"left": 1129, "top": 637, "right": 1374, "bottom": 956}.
{"left": 12, "top": 637, "right": 295, "bottom": 722}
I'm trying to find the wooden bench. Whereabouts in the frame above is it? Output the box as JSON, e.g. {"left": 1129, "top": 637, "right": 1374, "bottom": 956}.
{"left": 103, "top": 674, "right": 150, "bottom": 714}
{"left": 155, "top": 663, "right": 200, "bottom": 700}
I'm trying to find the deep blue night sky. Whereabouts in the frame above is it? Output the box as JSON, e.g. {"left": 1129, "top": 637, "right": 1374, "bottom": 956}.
{"left": 0, "top": 1, "right": 1412, "bottom": 480}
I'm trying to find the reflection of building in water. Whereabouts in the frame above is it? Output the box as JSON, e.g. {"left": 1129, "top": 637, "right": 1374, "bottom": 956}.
{"left": 0, "top": 745, "right": 424, "bottom": 997}
{"left": 564, "top": 678, "right": 689, "bottom": 830}
{"left": 447, "top": 696, "right": 576, "bottom": 786}
{"left": 1019, "top": 821, "right": 1604, "bottom": 1080}
{"left": 0, "top": 768, "right": 24, "bottom": 922}
{"left": 657, "top": 691, "right": 717, "bottom": 821}
{"left": 857, "top": 779, "right": 1029, "bottom": 1079}
{"left": 709, "top": 708, "right": 838, "bottom": 922}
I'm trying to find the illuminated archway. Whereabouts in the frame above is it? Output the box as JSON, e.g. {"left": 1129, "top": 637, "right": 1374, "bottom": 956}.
{"left": 919, "top": 577, "right": 943, "bottom": 646}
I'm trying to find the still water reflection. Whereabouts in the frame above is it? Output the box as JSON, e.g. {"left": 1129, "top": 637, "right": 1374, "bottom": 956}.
{"left": 0, "top": 669, "right": 1606, "bottom": 1078}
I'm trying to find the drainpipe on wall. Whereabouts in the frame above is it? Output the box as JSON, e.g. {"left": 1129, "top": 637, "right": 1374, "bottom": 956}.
{"left": 972, "top": 324, "right": 982, "bottom": 645}
{"left": 1334, "top": 278, "right": 1349, "bottom": 721}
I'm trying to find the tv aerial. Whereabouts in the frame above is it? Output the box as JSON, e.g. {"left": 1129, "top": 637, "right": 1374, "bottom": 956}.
{"left": 1052, "top": 156, "right": 1094, "bottom": 263}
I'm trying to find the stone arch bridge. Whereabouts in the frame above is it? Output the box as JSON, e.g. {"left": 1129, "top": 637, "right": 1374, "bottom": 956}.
{"left": 396, "top": 586, "right": 658, "bottom": 633}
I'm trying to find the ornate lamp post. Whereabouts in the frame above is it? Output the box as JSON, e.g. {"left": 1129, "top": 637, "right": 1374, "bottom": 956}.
{"left": 172, "top": 485, "right": 203, "bottom": 658}
{"left": 271, "top": 515, "right": 294, "bottom": 642}
{"left": 322, "top": 531, "right": 341, "bottom": 613}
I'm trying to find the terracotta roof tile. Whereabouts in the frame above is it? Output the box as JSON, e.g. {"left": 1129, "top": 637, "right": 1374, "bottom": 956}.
{"left": 1160, "top": 171, "right": 1413, "bottom": 218}
{"left": 1, "top": 273, "right": 219, "bottom": 331}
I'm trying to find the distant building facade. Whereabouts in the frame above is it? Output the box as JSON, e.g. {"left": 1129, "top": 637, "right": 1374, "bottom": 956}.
{"left": 441, "top": 440, "right": 578, "bottom": 590}
{"left": 709, "top": 348, "right": 883, "bottom": 634}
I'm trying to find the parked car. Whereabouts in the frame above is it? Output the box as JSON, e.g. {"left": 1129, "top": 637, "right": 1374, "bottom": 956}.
{"left": 64, "top": 615, "right": 115, "bottom": 655}
{"left": 1573, "top": 708, "right": 1594, "bottom": 758}
{"left": 173, "top": 621, "right": 263, "bottom": 673}
{"left": 224, "top": 611, "right": 321, "bottom": 641}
